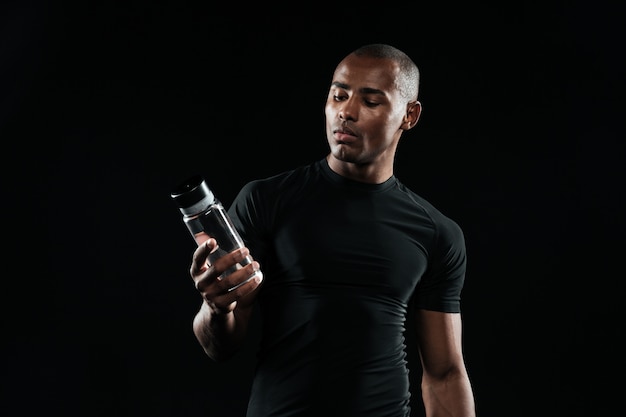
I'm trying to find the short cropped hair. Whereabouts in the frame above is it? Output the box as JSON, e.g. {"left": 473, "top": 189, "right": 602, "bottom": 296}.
{"left": 352, "top": 43, "right": 420, "bottom": 101}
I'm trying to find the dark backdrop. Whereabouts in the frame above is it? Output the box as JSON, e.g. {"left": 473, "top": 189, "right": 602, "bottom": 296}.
{"left": 2, "top": 1, "right": 624, "bottom": 416}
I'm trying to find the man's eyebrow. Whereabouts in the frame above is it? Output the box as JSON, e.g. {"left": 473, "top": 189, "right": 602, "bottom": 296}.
{"left": 331, "top": 82, "right": 385, "bottom": 96}
{"left": 360, "top": 87, "right": 385, "bottom": 96}
{"left": 331, "top": 81, "right": 349, "bottom": 89}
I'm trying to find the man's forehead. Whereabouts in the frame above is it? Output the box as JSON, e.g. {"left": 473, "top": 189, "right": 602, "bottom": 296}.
{"left": 332, "top": 56, "right": 399, "bottom": 92}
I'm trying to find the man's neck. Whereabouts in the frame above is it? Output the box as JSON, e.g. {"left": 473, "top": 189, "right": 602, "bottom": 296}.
{"left": 326, "top": 154, "right": 393, "bottom": 184}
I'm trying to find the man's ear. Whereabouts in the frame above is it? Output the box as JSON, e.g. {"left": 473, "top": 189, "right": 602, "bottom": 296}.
{"left": 402, "top": 101, "right": 422, "bottom": 130}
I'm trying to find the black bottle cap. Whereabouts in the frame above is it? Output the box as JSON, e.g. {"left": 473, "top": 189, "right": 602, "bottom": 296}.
{"left": 171, "top": 175, "right": 215, "bottom": 216}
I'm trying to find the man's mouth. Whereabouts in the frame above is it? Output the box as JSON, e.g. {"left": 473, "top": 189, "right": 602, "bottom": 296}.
{"left": 334, "top": 125, "right": 356, "bottom": 136}
{"left": 333, "top": 126, "right": 357, "bottom": 143}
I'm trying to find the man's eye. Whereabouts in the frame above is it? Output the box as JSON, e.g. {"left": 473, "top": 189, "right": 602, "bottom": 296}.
{"left": 333, "top": 95, "right": 347, "bottom": 101}
{"left": 365, "top": 101, "right": 380, "bottom": 107}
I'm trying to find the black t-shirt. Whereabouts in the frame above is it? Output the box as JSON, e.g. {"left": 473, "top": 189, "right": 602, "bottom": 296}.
{"left": 228, "top": 158, "right": 467, "bottom": 417}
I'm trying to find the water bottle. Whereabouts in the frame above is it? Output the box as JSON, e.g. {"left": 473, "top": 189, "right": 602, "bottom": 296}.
{"left": 171, "top": 175, "right": 258, "bottom": 283}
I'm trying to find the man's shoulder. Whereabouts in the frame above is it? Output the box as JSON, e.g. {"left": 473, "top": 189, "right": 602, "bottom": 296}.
{"left": 245, "top": 159, "right": 322, "bottom": 189}
{"left": 234, "top": 160, "right": 320, "bottom": 202}
{"left": 394, "top": 181, "right": 463, "bottom": 234}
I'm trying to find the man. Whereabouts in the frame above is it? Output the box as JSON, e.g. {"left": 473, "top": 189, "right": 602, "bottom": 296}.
{"left": 188, "top": 43, "right": 476, "bottom": 416}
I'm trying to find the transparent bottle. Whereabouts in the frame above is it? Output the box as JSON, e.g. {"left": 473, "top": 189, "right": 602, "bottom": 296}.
{"left": 171, "top": 175, "right": 258, "bottom": 284}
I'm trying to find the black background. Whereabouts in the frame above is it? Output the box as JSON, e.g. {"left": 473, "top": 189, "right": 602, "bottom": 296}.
{"left": 2, "top": 1, "right": 624, "bottom": 416}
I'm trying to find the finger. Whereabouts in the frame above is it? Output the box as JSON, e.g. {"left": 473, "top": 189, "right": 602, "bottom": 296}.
{"left": 215, "top": 261, "right": 262, "bottom": 293}
{"left": 190, "top": 238, "right": 217, "bottom": 276}
{"left": 211, "top": 247, "right": 250, "bottom": 277}
{"left": 226, "top": 263, "right": 263, "bottom": 293}
{"left": 209, "top": 264, "right": 263, "bottom": 310}
{"left": 193, "top": 231, "right": 211, "bottom": 246}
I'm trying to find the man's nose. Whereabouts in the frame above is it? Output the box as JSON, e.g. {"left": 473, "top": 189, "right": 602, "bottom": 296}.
{"left": 339, "top": 99, "right": 357, "bottom": 121}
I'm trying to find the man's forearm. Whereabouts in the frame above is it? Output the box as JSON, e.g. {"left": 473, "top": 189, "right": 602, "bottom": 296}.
{"left": 192, "top": 301, "right": 246, "bottom": 361}
{"left": 422, "top": 373, "right": 476, "bottom": 417}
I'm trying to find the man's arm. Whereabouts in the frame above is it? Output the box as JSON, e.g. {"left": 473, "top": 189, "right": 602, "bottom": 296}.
{"left": 414, "top": 308, "right": 476, "bottom": 417}
{"left": 192, "top": 297, "right": 256, "bottom": 361}
{"left": 190, "top": 238, "right": 262, "bottom": 361}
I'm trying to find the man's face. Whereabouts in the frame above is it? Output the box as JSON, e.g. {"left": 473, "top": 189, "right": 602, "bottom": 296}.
{"left": 324, "top": 54, "right": 409, "bottom": 166}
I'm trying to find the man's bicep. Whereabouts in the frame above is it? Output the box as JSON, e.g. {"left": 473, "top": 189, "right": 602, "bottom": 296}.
{"left": 413, "top": 308, "right": 465, "bottom": 376}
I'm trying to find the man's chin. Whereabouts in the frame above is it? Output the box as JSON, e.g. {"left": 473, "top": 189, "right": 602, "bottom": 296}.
{"left": 330, "top": 146, "right": 358, "bottom": 163}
